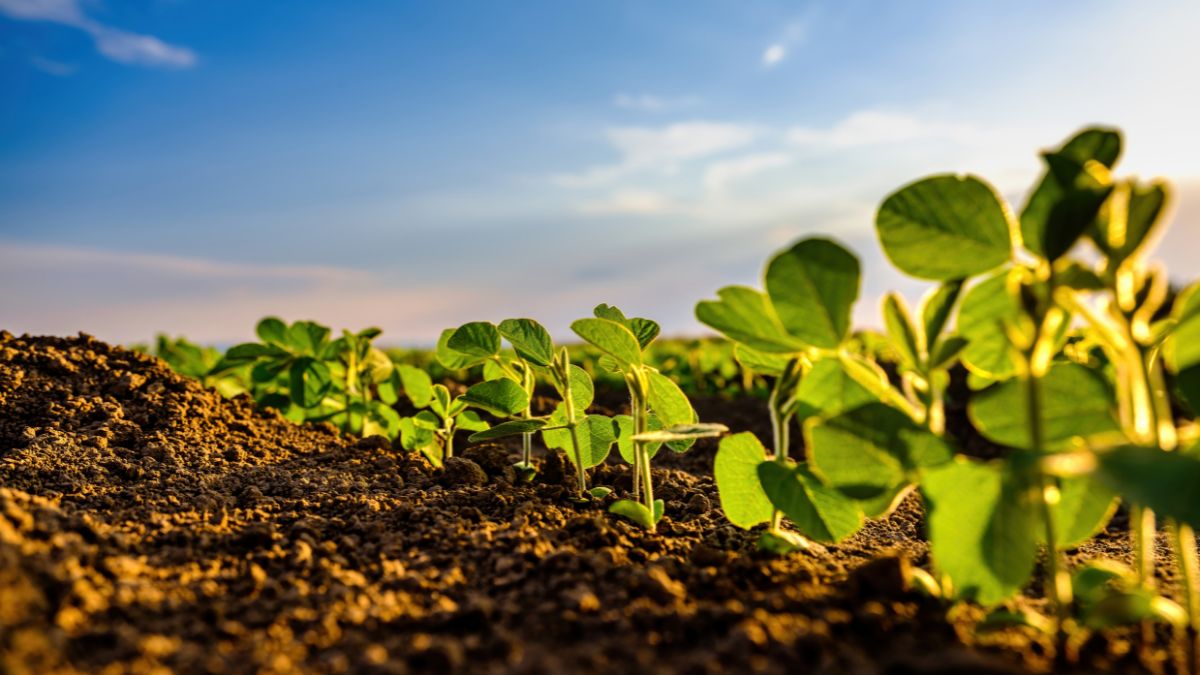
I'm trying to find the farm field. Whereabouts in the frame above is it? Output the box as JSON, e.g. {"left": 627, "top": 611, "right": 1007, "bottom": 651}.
{"left": 3, "top": 127, "right": 1200, "bottom": 673}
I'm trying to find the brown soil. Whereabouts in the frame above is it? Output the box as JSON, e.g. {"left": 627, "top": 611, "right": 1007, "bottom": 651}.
{"left": 0, "top": 332, "right": 1190, "bottom": 674}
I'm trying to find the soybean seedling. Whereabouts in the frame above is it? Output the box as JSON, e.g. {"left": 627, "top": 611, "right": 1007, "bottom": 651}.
{"left": 696, "top": 238, "right": 955, "bottom": 553}
{"left": 571, "top": 304, "right": 726, "bottom": 531}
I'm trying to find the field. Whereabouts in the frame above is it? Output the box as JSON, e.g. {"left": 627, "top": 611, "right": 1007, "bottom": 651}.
{"left": 3, "top": 127, "right": 1200, "bottom": 674}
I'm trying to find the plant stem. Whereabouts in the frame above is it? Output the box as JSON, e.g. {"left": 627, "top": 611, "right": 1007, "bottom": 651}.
{"left": 927, "top": 372, "right": 946, "bottom": 436}
{"left": 1026, "top": 364, "right": 1070, "bottom": 643}
{"left": 562, "top": 368, "right": 588, "bottom": 495}
{"left": 629, "top": 378, "right": 654, "bottom": 531}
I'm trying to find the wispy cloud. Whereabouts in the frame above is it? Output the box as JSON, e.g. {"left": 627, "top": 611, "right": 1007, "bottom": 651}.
{"left": 614, "top": 93, "right": 701, "bottom": 113}
{"left": 0, "top": 0, "right": 196, "bottom": 68}
{"left": 787, "top": 110, "right": 983, "bottom": 148}
{"left": 703, "top": 151, "right": 793, "bottom": 193}
{"left": 29, "top": 55, "right": 76, "bottom": 76}
{"left": 579, "top": 189, "right": 679, "bottom": 215}
{"left": 762, "top": 18, "right": 808, "bottom": 68}
{"left": 551, "top": 121, "right": 760, "bottom": 188}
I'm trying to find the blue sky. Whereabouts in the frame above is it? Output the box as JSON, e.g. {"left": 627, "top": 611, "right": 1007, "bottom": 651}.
{"left": 2, "top": 1, "right": 1198, "bottom": 345}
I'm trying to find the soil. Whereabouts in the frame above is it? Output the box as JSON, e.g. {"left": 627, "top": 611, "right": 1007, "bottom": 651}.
{"left": 0, "top": 332, "right": 1192, "bottom": 674}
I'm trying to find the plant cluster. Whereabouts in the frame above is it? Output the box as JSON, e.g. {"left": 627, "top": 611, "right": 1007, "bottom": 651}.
{"left": 698, "top": 127, "right": 1200, "bottom": 659}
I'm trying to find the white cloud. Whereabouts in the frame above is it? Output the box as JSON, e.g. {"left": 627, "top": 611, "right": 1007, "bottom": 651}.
{"left": 703, "top": 152, "right": 793, "bottom": 193}
{"left": 552, "top": 121, "right": 760, "bottom": 188}
{"left": 787, "top": 110, "right": 983, "bottom": 148}
{"left": 613, "top": 93, "right": 701, "bottom": 113}
{"left": 762, "top": 44, "right": 786, "bottom": 67}
{"left": 579, "top": 189, "right": 678, "bottom": 215}
{"left": 0, "top": 0, "right": 196, "bottom": 68}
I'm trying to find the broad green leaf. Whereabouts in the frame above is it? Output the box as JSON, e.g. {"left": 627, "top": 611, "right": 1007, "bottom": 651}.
{"left": 765, "top": 237, "right": 860, "bottom": 348}
{"left": 543, "top": 411, "right": 617, "bottom": 469}
{"left": 1020, "top": 127, "right": 1121, "bottom": 261}
{"left": 615, "top": 414, "right": 664, "bottom": 463}
{"left": 458, "top": 409, "right": 489, "bottom": 432}
{"left": 447, "top": 321, "right": 501, "bottom": 358}
{"left": 788, "top": 358, "right": 877, "bottom": 421}
{"left": 435, "top": 329, "right": 485, "bottom": 370}
{"left": 225, "top": 342, "right": 281, "bottom": 362}
{"left": 395, "top": 364, "right": 433, "bottom": 408}
{"left": 646, "top": 371, "right": 694, "bottom": 428}
{"left": 1096, "top": 446, "right": 1200, "bottom": 528}
{"left": 807, "top": 403, "right": 953, "bottom": 516}
{"left": 398, "top": 416, "right": 436, "bottom": 451}
{"left": 289, "top": 357, "right": 332, "bottom": 409}
{"left": 498, "top": 318, "right": 554, "bottom": 367}
{"left": 628, "top": 318, "right": 661, "bottom": 350}
{"left": 928, "top": 335, "right": 968, "bottom": 370}
{"left": 1093, "top": 180, "right": 1169, "bottom": 268}
{"left": 921, "top": 280, "right": 964, "bottom": 349}
{"left": 733, "top": 344, "right": 792, "bottom": 377}
{"left": 1165, "top": 283, "right": 1200, "bottom": 412}
{"left": 571, "top": 318, "right": 642, "bottom": 368}
{"left": 610, "top": 499, "right": 657, "bottom": 529}
{"left": 551, "top": 363, "right": 594, "bottom": 412}
{"left": 882, "top": 293, "right": 921, "bottom": 369}
{"left": 969, "top": 363, "right": 1121, "bottom": 451}
{"left": 255, "top": 317, "right": 288, "bottom": 346}
{"left": 469, "top": 418, "right": 549, "bottom": 442}
{"left": 921, "top": 458, "right": 1039, "bottom": 606}
{"left": 250, "top": 358, "right": 289, "bottom": 384}
{"left": 412, "top": 409, "right": 441, "bottom": 431}
{"left": 461, "top": 378, "right": 530, "bottom": 417}
{"left": 1054, "top": 475, "right": 1117, "bottom": 548}
{"left": 364, "top": 400, "right": 401, "bottom": 439}
{"left": 430, "top": 384, "right": 452, "bottom": 419}
{"left": 958, "top": 271, "right": 1019, "bottom": 379}
{"left": 757, "top": 461, "right": 863, "bottom": 543}
{"left": 632, "top": 423, "right": 727, "bottom": 443}
{"left": 696, "top": 286, "right": 805, "bottom": 354}
{"left": 286, "top": 320, "right": 331, "bottom": 357}
{"left": 876, "top": 174, "right": 1013, "bottom": 280}
{"left": 362, "top": 347, "right": 394, "bottom": 384}
{"left": 714, "top": 432, "right": 774, "bottom": 529}
{"left": 592, "top": 303, "right": 628, "bottom": 324}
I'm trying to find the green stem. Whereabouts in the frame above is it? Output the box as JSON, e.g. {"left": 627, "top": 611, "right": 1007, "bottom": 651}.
{"left": 562, "top": 369, "right": 588, "bottom": 495}
{"left": 630, "top": 379, "right": 653, "bottom": 531}
{"left": 928, "top": 371, "right": 946, "bottom": 436}
{"left": 444, "top": 419, "right": 455, "bottom": 460}
{"left": 1171, "top": 521, "right": 1200, "bottom": 632}
{"left": 1027, "top": 366, "right": 1070, "bottom": 641}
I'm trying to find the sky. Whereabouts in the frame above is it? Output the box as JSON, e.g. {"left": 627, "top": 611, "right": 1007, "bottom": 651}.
{"left": 2, "top": 0, "right": 1198, "bottom": 346}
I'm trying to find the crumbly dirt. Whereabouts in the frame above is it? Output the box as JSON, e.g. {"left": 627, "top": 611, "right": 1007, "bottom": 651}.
{"left": 0, "top": 332, "right": 1192, "bottom": 674}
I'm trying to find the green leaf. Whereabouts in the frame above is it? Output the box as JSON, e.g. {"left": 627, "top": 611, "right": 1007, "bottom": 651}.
{"left": 696, "top": 286, "right": 805, "bottom": 354}
{"left": 429, "top": 384, "right": 452, "bottom": 419}
{"left": 498, "top": 318, "right": 554, "bottom": 367}
{"left": 458, "top": 409, "right": 489, "bottom": 432}
{"left": 921, "top": 458, "right": 1039, "bottom": 606}
{"left": 571, "top": 318, "right": 643, "bottom": 368}
{"left": 289, "top": 357, "right": 332, "bottom": 409}
{"left": 286, "top": 320, "right": 331, "bottom": 357}
{"left": 543, "top": 411, "right": 617, "bottom": 469}
{"left": 632, "top": 422, "right": 727, "bottom": 444}
{"left": 435, "top": 329, "right": 484, "bottom": 370}
{"left": 733, "top": 344, "right": 792, "bottom": 377}
{"left": 969, "top": 362, "right": 1121, "bottom": 451}
{"left": 757, "top": 461, "right": 863, "bottom": 543}
{"left": 461, "top": 378, "right": 530, "bottom": 417}
{"left": 225, "top": 342, "right": 280, "bottom": 361}
{"left": 609, "top": 499, "right": 657, "bottom": 529}
{"left": 255, "top": 317, "right": 288, "bottom": 346}
{"left": 646, "top": 371, "right": 694, "bottom": 428}
{"left": 447, "top": 321, "right": 501, "bottom": 358}
{"left": 1166, "top": 283, "right": 1200, "bottom": 412}
{"left": 592, "top": 303, "right": 628, "bottom": 324}
{"left": 1020, "top": 127, "right": 1121, "bottom": 261}
{"left": 958, "top": 270, "right": 1019, "bottom": 379}
{"left": 882, "top": 293, "right": 921, "bottom": 370}
{"left": 765, "top": 237, "right": 860, "bottom": 348}
{"left": 469, "top": 418, "right": 549, "bottom": 442}
{"left": 1054, "top": 474, "right": 1117, "bottom": 548}
{"left": 551, "top": 363, "right": 594, "bottom": 412}
{"left": 713, "top": 432, "right": 774, "bottom": 529}
{"left": 1093, "top": 180, "right": 1169, "bottom": 268}
{"left": 876, "top": 174, "right": 1013, "bottom": 280}
{"left": 1096, "top": 446, "right": 1200, "bottom": 528}
{"left": 395, "top": 364, "right": 433, "bottom": 408}
{"left": 920, "top": 280, "right": 964, "bottom": 349}
{"left": 807, "top": 403, "right": 953, "bottom": 516}
{"left": 788, "top": 358, "right": 877, "bottom": 421}
{"left": 628, "top": 318, "right": 660, "bottom": 350}
{"left": 615, "top": 414, "right": 664, "bottom": 463}
{"left": 398, "top": 416, "right": 436, "bottom": 452}
{"left": 928, "top": 335, "right": 968, "bottom": 370}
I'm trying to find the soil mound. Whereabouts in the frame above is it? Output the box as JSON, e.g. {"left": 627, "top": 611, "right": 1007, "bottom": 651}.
{"left": 0, "top": 332, "right": 1163, "bottom": 673}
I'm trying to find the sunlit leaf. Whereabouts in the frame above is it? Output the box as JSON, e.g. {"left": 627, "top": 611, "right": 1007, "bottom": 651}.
{"left": 765, "top": 237, "right": 860, "bottom": 349}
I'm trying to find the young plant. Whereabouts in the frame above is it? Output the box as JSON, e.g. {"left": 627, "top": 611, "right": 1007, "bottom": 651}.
{"left": 696, "top": 238, "right": 958, "bottom": 553}
{"left": 401, "top": 378, "right": 527, "bottom": 466}
{"left": 571, "top": 304, "right": 726, "bottom": 530}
